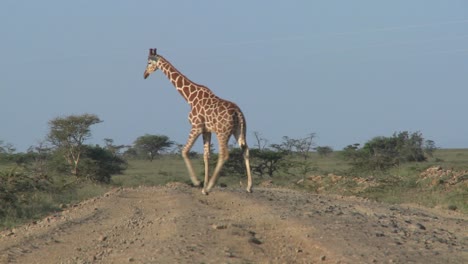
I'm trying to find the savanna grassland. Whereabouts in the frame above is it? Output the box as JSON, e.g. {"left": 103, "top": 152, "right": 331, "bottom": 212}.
{"left": 114, "top": 148, "right": 468, "bottom": 213}
{"left": 1, "top": 149, "right": 467, "bottom": 263}
{"left": 1, "top": 148, "right": 467, "bottom": 231}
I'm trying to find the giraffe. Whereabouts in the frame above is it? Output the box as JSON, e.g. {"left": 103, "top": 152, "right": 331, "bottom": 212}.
{"left": 143, "top": 48, "right": 252, "bottom": 195}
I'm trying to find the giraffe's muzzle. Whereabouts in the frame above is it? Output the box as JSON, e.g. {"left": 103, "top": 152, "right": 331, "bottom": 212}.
{"left": 143, "top": 71, "right": 150, "bottom": 79}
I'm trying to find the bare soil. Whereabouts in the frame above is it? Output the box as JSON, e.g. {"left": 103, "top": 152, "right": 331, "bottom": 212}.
{"left": 0, "top": 183, "right": 467, "bottom": 263}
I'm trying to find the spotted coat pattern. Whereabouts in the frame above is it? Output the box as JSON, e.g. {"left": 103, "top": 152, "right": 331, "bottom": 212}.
{"left": 143, "top": 49, "right": 252, "bottom": 194}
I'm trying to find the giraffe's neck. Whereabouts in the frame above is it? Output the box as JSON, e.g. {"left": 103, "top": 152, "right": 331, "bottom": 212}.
{"left": 157, "top": 56, "right": 215, "bottom": 104}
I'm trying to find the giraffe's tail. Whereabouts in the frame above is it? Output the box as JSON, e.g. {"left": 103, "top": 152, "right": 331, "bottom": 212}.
{"left": 235, "top": 109, "right": 248, "bottom": 148}
{"left": 235, "top": 108, "right": 253, "bottom": 193}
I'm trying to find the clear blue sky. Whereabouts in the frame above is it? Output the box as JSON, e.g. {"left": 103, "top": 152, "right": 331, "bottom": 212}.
{"left": 1, "top": 1, "right": 468, "bottom": 152}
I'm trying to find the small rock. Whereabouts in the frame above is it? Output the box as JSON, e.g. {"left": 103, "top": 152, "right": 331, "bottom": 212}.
{"left": 248, "top": 237, "right": 262, "bottom": 245}
{"left": 320, "top": 255, "right": 326, "bottom": 261}
{"left": 375, "top": 232, "right": 385, "bottom": 237}
{"left": 99, "top": 235, "right": 108, "bottom": 241}
{"left": 416, "top": 223, "right": 426, "bottom": 230}
{"left": 409, "top": 223, "right": 427, "bottom": 231}
{"left": 212, "top": 224, "right": 227, "bottom": 230}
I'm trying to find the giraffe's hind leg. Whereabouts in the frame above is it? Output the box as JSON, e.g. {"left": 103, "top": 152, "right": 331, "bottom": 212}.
{"left": 242, "top": 144, "right": 253, "bottom": 193}
{"left": 202, "top": 132, "right": 211, "bottom": 194}
{"left": 204, "top": 135, "right": 229, "bottom": 194}
{"left": 234, "top": 131, "right": 253, "bottom": 193}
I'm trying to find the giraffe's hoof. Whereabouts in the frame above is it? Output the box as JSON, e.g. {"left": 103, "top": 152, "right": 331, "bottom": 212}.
{"left": 191, "top": 181, "right": 202, "bottom": 187}
{"left": 246, "top": 188, "right": 253, "bottom": 193}
{"left": 202, "top": 189, "right": 209, "bottom": 195}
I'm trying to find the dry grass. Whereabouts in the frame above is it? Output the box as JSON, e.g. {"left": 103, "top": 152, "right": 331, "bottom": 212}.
{"left": 2, "top": 148, "right": 466, "bottom": 230}
{"left": 112, "top": 149, "right": 468, "bottom": 214}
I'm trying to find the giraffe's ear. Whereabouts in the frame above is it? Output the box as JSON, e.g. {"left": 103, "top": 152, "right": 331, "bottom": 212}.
{"left": 149, "top": 48, "right": 157, "bottom": 56}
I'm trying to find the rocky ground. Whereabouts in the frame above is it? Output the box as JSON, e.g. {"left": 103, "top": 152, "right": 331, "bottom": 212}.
{"left": 0, "top": 183, "right": 467, "bottom": 263}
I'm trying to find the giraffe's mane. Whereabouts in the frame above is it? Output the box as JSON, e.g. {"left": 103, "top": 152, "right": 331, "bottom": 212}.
{"left": 157, "top": 55, "right": 214, "bottom": 92}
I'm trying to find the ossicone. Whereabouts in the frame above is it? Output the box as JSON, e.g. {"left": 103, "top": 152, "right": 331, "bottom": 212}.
{"left": 149, "top": 48, "right": 157, "bottom": 56}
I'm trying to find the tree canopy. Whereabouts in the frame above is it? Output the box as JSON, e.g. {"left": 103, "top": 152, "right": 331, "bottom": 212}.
{"left": 47, "top": 113, "right": 102, "bottom": 175}
{"left": 133, "top": 134, "right": 174, "bottom": 161}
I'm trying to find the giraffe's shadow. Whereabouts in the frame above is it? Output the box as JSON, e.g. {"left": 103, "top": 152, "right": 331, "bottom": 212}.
{"left": 188, "top": 181, "right": 228, "bottom": 189}
{"left": 189, "top": 181, "right": 204, "bottom": 188}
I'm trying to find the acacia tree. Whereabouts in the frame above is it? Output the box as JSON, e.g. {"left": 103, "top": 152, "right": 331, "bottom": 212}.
{"left": 252, "top": 131, "right": 269, "bottom": 150}
{"left": 222, "top": 132, "right": 290, "bottom": 178}
{"left": 0, "top": 140, "right": 15, "bottom": 154}
{"left": 47, "top": 114, "right": 102, "bottom": 175}
{"left": 272, "top": 133, "right": 316, "bottom": 160}
{"left": 134, "top": 134, "right": 174, "bottom": 161}
{"left": 315, "top": 146, "right": 333, "bottom": 157}
{"left": 103, "top": 138, "right": 129, "bottom": 157}
{"left": 424, "top": 140, "right": 437, "bottom": 158}
{"left": 250, "top": 148, "right": 288, "bottom": 177}
{"left": 290, "top": 133, "right": 316, "bottom": 160}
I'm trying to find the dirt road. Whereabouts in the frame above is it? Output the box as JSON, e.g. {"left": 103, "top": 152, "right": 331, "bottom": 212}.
{"left": 0, "top": 183, "right": 467, "bottom": 263}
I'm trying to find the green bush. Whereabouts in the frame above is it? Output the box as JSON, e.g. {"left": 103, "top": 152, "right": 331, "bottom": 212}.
{"left": 0, "top": 167, "right": 37, "bottom": 219}
{"left": 78, "top": 145, "right": 127, "bottom": 183}
{"left": 342, "top": 131, "right": 431, "bottom": 173}
{"left": 315, "top": 146, "right": 333, "bottom": 157}
{"left": 50, "top": 145, "right": 127, "bottom": 183}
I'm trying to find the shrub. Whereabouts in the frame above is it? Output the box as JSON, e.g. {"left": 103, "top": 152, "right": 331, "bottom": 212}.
{"left": 250, "top": 148, "right": 288, "bottom": 177}
{"left": 208, "top": 147, "right": 289, "bottom": 178}
{"left": 0, "top": 167, "right": 36, "bottom": 219}
{"left": 342, "top": 131, "right": 431, "bottom": 173}
{"left": 78, "top": 145, "right": 127, "bottom": 183}
{"left": 50, "top": 145, "right": 127, "bottom": 183}
{"left": 315, "top": 146, "right": 333, "bottom": 157}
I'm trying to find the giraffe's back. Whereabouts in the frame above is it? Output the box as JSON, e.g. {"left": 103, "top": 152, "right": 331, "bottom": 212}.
{"left": 190, "top": 98, "right": 245, "bottom": 136}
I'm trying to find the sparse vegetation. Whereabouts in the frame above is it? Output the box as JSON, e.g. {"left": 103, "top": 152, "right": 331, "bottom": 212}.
{"left": 341, "top": 131, "right": 433, "bottom": 173}
{"left": 315, "top": 146, "right": 333, "bottom": 157}
{"left": 1, "top": 126, "right": 467, "bottom": 230}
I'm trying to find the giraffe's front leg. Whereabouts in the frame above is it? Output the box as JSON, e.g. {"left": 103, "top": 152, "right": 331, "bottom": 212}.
{"left": 202, "top": 132, "right": 211, "bottom": 195}
{"left": 182, "top": 128, "right": 202, "bottom": 187}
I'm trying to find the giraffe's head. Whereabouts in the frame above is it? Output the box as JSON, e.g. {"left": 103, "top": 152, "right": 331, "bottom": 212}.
{"left": 143, "top": 48, "right": 160, "bottom": 79}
